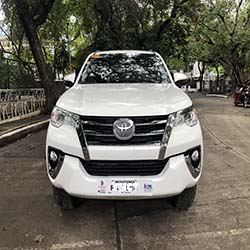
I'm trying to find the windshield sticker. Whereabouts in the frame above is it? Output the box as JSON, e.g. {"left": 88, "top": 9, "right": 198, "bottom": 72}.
{"left": 144, "top": 183, "right": 153, "bottom": 193}
{"left": 91, "top": 54, "right": 101, "bottom": 59}
{"left": 97, "top": 180, "right": 106, "bottom": 194}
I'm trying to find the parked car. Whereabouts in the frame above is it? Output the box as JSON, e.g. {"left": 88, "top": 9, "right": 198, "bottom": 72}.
{"left": 46, "top": 50, "right": 203, "bottom": 210}
{"left": 234, "top": 85, "right": 250, "bottom": 107}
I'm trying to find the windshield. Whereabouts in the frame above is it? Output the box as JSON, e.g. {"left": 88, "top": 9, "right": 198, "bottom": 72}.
{"left": 79, "top": 53, "right": 171, "bottom": 84}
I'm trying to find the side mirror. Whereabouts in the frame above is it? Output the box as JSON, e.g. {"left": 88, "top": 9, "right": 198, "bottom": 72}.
{"left": 64, "top": 72, "right": 76, "bottom": 88}
{"left": 174, "top": 73, "right": 187, "bottom": 88}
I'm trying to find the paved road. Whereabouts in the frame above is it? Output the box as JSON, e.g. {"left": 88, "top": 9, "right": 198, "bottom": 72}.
{"left": 1, "top": 94, "right": 250, "bottom": 250}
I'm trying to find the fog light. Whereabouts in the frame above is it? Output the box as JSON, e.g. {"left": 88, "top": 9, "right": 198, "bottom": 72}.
{"left": 191, "top": 150, "right": 199, "bottom": 162}
{"left": 184, "top": 146, "right": 201, "bottom": 178}
{"left": 50, "top": 151, "right": 58, "bottom": 162}
{"left": 48, "top": 147, "right": 65, "bottom": 179}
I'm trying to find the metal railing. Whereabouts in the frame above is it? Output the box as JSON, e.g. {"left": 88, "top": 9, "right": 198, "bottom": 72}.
{"left": 0, "top": 89, "right": 45, "bottom": 123}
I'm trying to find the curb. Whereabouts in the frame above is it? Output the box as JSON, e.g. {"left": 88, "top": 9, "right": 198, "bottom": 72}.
{"left": 0, "top": 110, "right": 42, "bottom": 125}
{"left": 0, "top": 119, "right": 49, "bottom": 147}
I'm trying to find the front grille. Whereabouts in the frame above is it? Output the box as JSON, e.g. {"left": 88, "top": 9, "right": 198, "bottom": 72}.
{"left": 80, "top": 115, "right": 168, "bottom": 146}
{"left": 81, "top": 159, "right": 168, "bottom": 176}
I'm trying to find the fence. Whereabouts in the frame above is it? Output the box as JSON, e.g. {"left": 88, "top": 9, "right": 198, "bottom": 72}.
{"left": 0, "top": 88, "right": 45, "bottom": 124}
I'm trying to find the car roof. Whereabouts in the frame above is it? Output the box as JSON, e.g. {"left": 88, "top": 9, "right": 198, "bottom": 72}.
{"left": 94, "top": 50, "right": 155, "bottom": 55}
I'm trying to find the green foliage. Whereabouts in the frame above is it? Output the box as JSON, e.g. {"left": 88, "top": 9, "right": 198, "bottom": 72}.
{"left": 166, "top": 57, "right": 187, "bottom": 71}
{"left": 209, "top": 65, "right": 224, "bottom": 74}
{"left": 189, "top": 0, "right": 250, "bottom": 85}
{"left": 72, "top": 0, "right": 202, "bottom": 68}
{"left": 60, "top": 0, "right": 200, "bottom": 69}
{"left": 2, "top": 0, "right": 250, "bottom": 88}
{"left": 1, "top": 0, "right": 201, "bottom": 75}
{"left": 0, "top": 58, "right": 36, "bottom": 88}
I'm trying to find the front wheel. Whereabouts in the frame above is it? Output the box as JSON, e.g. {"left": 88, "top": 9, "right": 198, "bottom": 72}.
{"left": 52, "top": 186, "right": 81, "bottom": 210}
{"left": 173, "top": 185, "right": 197, "bottom": 210}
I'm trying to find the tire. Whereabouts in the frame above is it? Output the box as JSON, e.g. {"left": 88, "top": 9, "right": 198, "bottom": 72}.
{"left": 52, "top": 186, "right": 80, "bottom": 210}
{"left": 173, "top": 185, "right": 197, "bottom": 210}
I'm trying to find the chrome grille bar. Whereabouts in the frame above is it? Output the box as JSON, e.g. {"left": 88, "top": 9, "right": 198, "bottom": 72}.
{"left": 84, "top": 130, "right": 165, "bottom": 137}
{"left": 81, "top": 119, "right": 168, "bottom": 126}
{"left": 79, "top": 115, "right": 168, "bottom": 146}
{"left": 76, "top": 122, "right": 90, "bottom": 160}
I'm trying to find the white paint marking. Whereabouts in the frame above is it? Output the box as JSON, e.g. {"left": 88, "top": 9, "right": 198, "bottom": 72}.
{"left": 50, "top": 240, "right": 104, "bottom": 250}
{"left": 206, "top": 94, "right": 228, "bottom": 98}
{"left": 0, "top": 240, "right": 104, "bottom": 250}
{"left": 180, "top": 227, "right": 250, "bottom": 240}
{"left": 138, "top": 227, "right": 250, "bottom": 243}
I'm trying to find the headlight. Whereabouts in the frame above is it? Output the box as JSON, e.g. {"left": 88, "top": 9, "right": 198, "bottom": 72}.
{"left": 160, "top": 106, "right": 198, "bottom": 156}
{"left": 50, "top": 106, "right": 80, "bottom": 128}
{"left": 175, "top": 106, "right": 198, "bottom": 127}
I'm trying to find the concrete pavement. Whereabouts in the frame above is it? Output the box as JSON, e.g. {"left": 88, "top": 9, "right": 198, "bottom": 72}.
{"left": 0, "top": 95, "right": 250, "bottom": 250}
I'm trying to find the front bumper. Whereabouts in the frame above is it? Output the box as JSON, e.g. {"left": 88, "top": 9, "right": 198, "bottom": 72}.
{"left": 46, "top": 121, "right": 203, "bottom": 199}
{"left": 48, "top": 153, "right": 200, "bottom": 199}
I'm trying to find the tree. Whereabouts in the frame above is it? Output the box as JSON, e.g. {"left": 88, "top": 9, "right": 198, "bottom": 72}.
{"left": 74, "top": 0, "right": 201, "bottom": 69}
{"left": 15, "top": 0, "right": 63, "bottom": 111}
{"left": 4, "top": 0, "right": 63, "bottom": 112}
{"left": 2, "top": 0, "right": 202, "bottom": 86}
{"left": 190, "top": 0, "right": 250, "bottom": 86}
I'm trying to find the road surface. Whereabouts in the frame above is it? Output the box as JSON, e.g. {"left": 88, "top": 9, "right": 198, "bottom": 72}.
{"left": 1, "top": 94, "right": 250, "bottom": 250}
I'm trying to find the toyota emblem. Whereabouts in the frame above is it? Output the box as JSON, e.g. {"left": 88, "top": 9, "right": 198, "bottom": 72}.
{"left": 113, "top": 118, "right": 135, "bottom": 140}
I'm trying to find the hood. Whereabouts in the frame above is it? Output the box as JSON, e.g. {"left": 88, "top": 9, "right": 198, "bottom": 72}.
{"left": 56, "top": 83, "right": 192, "bottom": 117}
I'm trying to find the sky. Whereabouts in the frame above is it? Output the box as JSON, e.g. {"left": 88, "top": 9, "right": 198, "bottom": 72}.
{"left": 0, "top": 0, "right": 4, "bottom": 38}
{"left": 0, "top": 0, "right": 4, "bottom": 21}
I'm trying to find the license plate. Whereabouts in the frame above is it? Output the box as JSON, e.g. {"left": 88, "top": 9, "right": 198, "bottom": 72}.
{"left": 109, "top": 180, "right": 139, "bottom": 194}
{"left": 97, "top": 180, "right": 152, "bottom": 195}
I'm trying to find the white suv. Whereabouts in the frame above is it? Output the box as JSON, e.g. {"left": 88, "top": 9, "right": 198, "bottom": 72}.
{"left": 46, "top": 50, "right": 203, "bottom": 210}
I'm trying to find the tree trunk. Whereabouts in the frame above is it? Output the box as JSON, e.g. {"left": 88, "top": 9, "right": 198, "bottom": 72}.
{"left": 94, "top": 0, "right": 121, "bottom": 50}
{"left": 198, "top": 61, "right": 205, "bottom": 92}
{"left": 215, "top": 65, "right": 219, "bottom": 86}
{"left": 15, "top": 0, "right": 63, "bottom": 112}
{"left": 214, "top": 65, "right": 223, "bottom": 93}
{"left": 231, "top": 48, "right": 244, "bottom": 86}
{"left": 23, "top": 24, "right": 59, "bottom": 111}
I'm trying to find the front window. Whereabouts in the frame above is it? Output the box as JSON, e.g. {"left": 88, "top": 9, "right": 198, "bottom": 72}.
{"left": 79, "top": 53, "right": 171, "bottom": 84}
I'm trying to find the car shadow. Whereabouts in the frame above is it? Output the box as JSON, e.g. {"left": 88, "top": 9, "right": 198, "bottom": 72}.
{"left": 59, "top": 196, "right": 175, "bottom": 221}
